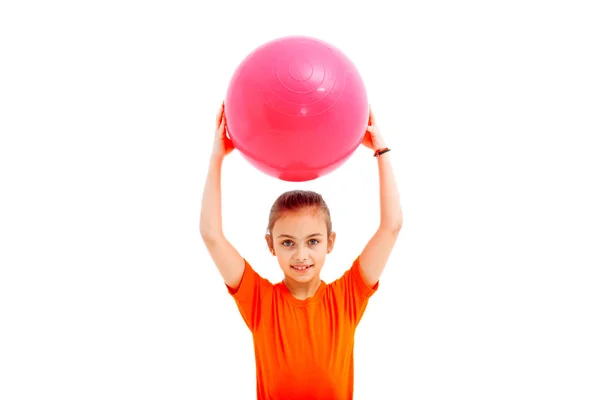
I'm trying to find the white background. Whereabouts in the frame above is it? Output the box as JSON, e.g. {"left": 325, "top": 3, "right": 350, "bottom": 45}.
{"left": 1, "top": 0, "right": 599, "bottom": 399}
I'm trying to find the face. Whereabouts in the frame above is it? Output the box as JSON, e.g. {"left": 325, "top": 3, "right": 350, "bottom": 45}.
{"left": 266, "top": 208, "right": 335, "bottom": 284}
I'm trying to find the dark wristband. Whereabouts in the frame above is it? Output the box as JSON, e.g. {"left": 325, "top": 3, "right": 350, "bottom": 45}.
{"left": 374, "top": 147, "right": 391, "bottom": 157}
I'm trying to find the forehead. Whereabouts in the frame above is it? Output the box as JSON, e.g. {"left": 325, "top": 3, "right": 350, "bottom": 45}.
{"left": 272, "top": 209, "right": 328, "bottom": 235}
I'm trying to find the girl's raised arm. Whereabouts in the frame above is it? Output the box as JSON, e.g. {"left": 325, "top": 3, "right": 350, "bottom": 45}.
{"left": 357, "top": 107, "right": 403, "bottom": 287}
{"left": 200, "top": 103, "right": 245, "bottom": 289}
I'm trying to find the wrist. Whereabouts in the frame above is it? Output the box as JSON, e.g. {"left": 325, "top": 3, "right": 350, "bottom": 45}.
{"left": 373, "top": 143, "right": 391, "bottom": 156}
{"left": 373, "top": 140, "right": 387, "bottom": 151}
{"left": 210, "top": 151, "right": 225, "bottom": 165}
{"left": 373, "top": 141, "right": 387, "bottom": 150}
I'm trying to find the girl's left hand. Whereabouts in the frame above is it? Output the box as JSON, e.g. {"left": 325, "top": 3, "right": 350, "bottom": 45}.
{"left": 361, "top": 105, "right": 386, "bottom": 151}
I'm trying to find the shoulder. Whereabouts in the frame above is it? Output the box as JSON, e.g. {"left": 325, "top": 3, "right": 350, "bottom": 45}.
{"left": 325, "top": 257, "right": 379, "bottom": 324}
{"left": 226, "top": 258, "right": 274, "bottom": 298}
{"left": 328, "top": 257, "right": 379, "bottom": 297}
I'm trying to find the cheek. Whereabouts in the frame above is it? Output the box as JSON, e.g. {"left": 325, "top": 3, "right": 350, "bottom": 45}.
{"left": 275, "top": 245, "right": 292, "bottom": 254}
{"left": 312, "top": 245, "right": 329, "bottom": 260}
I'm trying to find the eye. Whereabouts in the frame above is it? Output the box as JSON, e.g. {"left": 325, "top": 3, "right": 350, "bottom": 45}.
{"left": 308, "top": 239, "right": 319, "bottom": 245}
{"left": 282, "top": 240, "right": 294, "bottom": 247}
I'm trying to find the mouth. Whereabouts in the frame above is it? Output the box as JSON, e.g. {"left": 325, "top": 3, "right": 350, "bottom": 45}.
{"left": 290, "top": 264, "right": 313, "bottom": 273}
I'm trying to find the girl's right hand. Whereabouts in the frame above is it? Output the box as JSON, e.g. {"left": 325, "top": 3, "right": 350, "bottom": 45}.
{"left": 212, "top": 101, "right": 235, "bottom": 159}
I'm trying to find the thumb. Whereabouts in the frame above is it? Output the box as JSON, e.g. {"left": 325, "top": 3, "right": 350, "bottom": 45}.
{"left": 361, "top": 132, "right": 372, "bottom": 147}
{"left": 224, "top": 132, "right": 235, "bottom": 152}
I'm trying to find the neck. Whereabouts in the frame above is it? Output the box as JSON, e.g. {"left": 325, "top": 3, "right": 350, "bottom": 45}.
{"left": 283, "top": 276, "right": 322, "bottom": 300}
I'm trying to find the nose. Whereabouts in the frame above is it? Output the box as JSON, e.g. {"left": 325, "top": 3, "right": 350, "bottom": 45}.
{"left": 294, "top": 245, "right": 308, "bottom": 262}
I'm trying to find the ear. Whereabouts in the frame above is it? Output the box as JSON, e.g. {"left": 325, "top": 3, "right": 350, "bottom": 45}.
{"left": 327, "top": 232, "right": 336, "bottom": 254}
{"left": 265, "top": 234, "right": 275, "bottom": 255}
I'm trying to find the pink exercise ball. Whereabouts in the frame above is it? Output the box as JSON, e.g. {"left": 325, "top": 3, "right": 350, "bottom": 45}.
{"left": 224, "top": 35, "right": 369, "bottom": 182}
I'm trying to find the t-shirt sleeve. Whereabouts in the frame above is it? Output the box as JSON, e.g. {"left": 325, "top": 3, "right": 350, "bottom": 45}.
{"left": 331, "top": 257, "right": 379, "bottom": 326}
{"left": 225, "top": 259, "right": 272, "bottom": 332}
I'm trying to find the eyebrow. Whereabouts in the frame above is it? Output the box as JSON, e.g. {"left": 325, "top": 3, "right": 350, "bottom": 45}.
{"left": 277, "top": 233, "right": 324, "bottom": 239}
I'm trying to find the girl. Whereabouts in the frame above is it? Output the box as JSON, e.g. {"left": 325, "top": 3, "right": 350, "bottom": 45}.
{"left": 200, "top": 102, "right": 402, "bottom": 399}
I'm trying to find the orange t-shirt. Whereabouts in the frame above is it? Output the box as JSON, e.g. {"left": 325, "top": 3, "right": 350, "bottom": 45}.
{"left": 226, "top": 257, "right": 379, "bottom": 400}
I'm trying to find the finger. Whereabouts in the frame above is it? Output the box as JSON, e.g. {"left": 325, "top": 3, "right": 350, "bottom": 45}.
{"left": 368, "top": 105, "right": 376, "bottom": 125}
{"left": 216, "top": 115, "right": 226, "bottom": 136}
{"left": 216, "top": 101, "right": 224, "bottom": 125}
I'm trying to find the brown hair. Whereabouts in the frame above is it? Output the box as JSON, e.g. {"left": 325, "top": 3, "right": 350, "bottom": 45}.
{"left": 267, "top": 190, "right": 332, "bottom": 236}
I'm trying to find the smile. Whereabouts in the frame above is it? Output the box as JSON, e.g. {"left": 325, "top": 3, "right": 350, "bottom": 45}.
{"left": 291, "top": 264, "right": 313, "bottom": 272}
